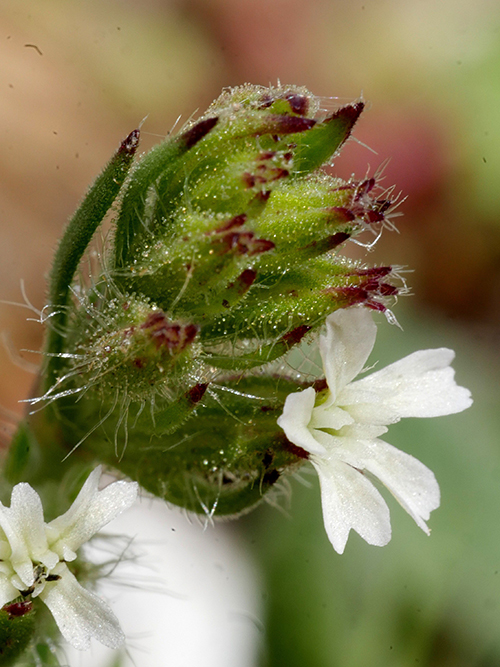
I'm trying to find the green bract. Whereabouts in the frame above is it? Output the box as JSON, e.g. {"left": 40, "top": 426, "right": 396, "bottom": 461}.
{"left": 0, "top": 603, "right": 35, "bottom": 666}
{"left": 14, "top": 85, "right": 399, "bottom": 518}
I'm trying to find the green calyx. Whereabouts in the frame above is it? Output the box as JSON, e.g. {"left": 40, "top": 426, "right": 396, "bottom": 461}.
{"left": 45, "top": 130, "right": 140, "bottom": 391}
{"left": 24, "top": 84, "right": 399, "bottom": 518}
{"left": 0, "top": 602, "right": 36, "bottom": 666}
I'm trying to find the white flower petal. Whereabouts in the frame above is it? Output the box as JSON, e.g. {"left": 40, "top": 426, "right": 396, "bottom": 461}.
{"left": 342, "top": 348, "right": 473, "bottom": 424}
{"left": 9, "top": 574, "right": 25, "bottom": 591}
{"left": 277, "top": 387, "right": 326, "bottom": 455}
{"left": 0, "top": 507, "right": 31, "bottom": 587}
{"left": 0, "top": 484, "right": 57, "bottom": 585}
{"left": 319, "top": 308, "right": 377, "bottom": 400}
{"left": 48, "top": 467, "right": 138, "bottom": 559}
{"left": 0, "top": 574, "right": 20, "bottom": 607}
{"left": 341, "top": 423, "right": 389, "bottom": 440}
{"left": 310, "top": 403, "right": 354, "bottom": 431}
{"left": 0, "top": 540, "right": 10, "bottom": 560}
{"left": 0, "top": 562, "right": 12, "bottom": 577}
{"left": 339, "top": 437, "right": 440, "bottom": 534}
{"left": 310, "top": 454, "right": 391, "bottom": 554}
{"left": 40, "top": 564, "right": 124, "bottom": 651}
{"left": 278, "top": 306, "right": 472, "bottom": 554}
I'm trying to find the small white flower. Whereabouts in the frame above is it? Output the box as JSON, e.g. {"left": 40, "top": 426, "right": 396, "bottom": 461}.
{"left": 277, "top": 307, "right": 472, "bottom": 554}
{"left": 0, "top": 466, "right": 138, "bottom": 650}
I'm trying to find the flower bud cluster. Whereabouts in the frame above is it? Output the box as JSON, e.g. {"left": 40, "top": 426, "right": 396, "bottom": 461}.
{"left": 33, "top": 85, "right": 399, "bottom": 518}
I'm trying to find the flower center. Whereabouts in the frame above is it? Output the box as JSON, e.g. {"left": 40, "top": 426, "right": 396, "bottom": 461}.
{"left": 19, "top": 563, "right": 61, "bottom": 598}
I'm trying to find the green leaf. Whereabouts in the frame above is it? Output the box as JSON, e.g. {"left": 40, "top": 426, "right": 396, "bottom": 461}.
{"left": 45, "top": 129, "right": 140, "bottom": 389}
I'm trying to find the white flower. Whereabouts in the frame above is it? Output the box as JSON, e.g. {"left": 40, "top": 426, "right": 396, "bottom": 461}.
{"left": 277, "top": 307, "right": 472, "bottom": 554}
{"left": 0, "top": 466, "right": 138, "bottom": 650}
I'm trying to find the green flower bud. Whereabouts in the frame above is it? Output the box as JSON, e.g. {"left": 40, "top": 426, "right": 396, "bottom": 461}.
{"left": 23, "top": 85, "right": 399, "bottom": 518}
{"left": 0, "top": 602, "right": 35, "bottom": 666}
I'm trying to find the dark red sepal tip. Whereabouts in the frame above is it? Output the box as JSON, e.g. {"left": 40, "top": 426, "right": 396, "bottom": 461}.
{"left": 182, "top": 117, "right": 219, "bottom": 149}
{"left": 266, "top": 115, "right": 316, "bottom": 135}
{"left": 3, "top": 600, "right": 33, "bottom": 618}
{"left": 366, "top": 300, "right": 387, "bottom": 312}
{"left": 212, "top": 214, "right": 247, "bottom": 235}
{"left": 119, "top": 128, "right": 140, "bottom": 155}
{"left": 281, "top": 324, "right": 311, "bottom": 348}
{"left": 329, "top": 101, "right": 365, "bottom": 127}
{"left": 313, "top": 377, "right": 328, "bottom": 393}
{"left": 236, "top": 268, "right": 257, "bottom": 292}
{"left": 282, "top": 438, "right": 310, "bottom": 460}
{"left": 186, "top": 383, "right": 208, "bottom": 405}
{"left": 352, "top": 266, "right": 392, "bottom": 278}
{"left": 284, "top": 91, "right": 309, "bottom": 116}
{"left": 326, "top": 232, "right": 351, "bottom": 249}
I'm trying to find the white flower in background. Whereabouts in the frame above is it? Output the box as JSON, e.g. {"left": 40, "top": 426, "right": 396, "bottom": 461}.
{"left": 277, "top": 307, "right": 472, "bottom": 554}
{"left": 0, "top": 466, "right": 138, "bottom": 650}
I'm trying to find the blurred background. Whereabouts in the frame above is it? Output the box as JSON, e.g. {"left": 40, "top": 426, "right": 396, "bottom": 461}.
{"left": 1, "top": 0, "right": 499, "bottom": 665}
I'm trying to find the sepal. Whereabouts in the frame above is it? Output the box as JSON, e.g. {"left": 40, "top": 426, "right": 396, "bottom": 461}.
{"left": 0, "top": 601, "right": 36, "bottom": 666}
